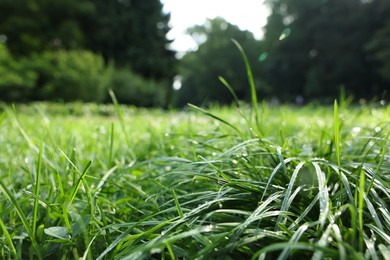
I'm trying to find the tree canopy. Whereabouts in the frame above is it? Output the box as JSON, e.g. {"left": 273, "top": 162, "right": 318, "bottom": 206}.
{"left": 1, "top": 0, "right": 389, "bottom": 105}
{"left": 0, "top": 0, "right": 176, "bottom": 104}
{"left": 261, "top": 0, "right": 390, "bottom": 101}
{"left": 176, "top": 18, "right": 264, "bottom": 106}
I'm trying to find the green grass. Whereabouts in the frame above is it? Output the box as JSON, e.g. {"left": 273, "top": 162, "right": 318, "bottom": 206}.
{"left": 0, "top": 99, "right": 389, "bottom": 259}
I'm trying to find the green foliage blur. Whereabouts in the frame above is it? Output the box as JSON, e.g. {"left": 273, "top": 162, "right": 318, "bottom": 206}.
{"left": 260, "top": 0, "right": 390, "bottom": 102}
{"left": 175, "top": 18, "right": 268, "bottom": 106}
{"left": 176, "top": 0, "right": 390, "bottom": 106}
{"left": 1, "top": 0, "right": 389, "bottom": 106}
{"left": 108, "top": 68, "right": 169, "bottom": 107}
{"left": 0, "top": 0, "right": 175, "bottom": 105}
{"left": 0, "top": 43, "right": 109, "bottom": 102}
{"left": 0, "top": 43, "right": 36, "bottom": 101}
{"left": 28, "top": 50, "right": 110, "bottom": 102}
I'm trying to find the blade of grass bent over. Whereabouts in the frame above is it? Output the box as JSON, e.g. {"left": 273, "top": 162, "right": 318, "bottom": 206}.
{"left": 188, "top": 103, "right": 242, "bottom": 136}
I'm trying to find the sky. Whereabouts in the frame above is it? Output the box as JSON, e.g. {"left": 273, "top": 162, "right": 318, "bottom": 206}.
{"left": 161, "top": 0, "right": 270, "bottom": 54}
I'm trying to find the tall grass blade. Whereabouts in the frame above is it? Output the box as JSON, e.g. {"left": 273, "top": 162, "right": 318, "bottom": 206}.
{"left": 188, "top": 103, "right": 242, "bottom": 135}
{"left": 32, "top": 139, "right": 43, "bottom": 246}
{"left": 219, "top": 76, "right": 240, "bottom": 108}
{"left": 358, "top": 168, "right": 365, "bottom": 251}
{"left": 108, "top": 89, "right": 136, "bottom": 163}
{"left": 108, "top": 122, "right": 115, "bottom": 166}
{"left": 231, "top": 39, "right": 260, "bottom": 132}
{"left": 68, "top": 160, "right": 92, "bottom": 205}
{"left": 334, "top": 100, "right": 341, "bottom": 169}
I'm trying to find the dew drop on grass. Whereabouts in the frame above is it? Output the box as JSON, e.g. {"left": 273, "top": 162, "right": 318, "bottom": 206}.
{"left": 165, "top": 166, "right": 172, "bottom": 171}
{"left": 212, "top": 152, "right": 217, "bottom": 157}
{"left": 203, "top": 225, "right": 214, "bottom": 232}
{"left": 232, "top": 159, "right": 238, "bottom": 165}
{"left": 150, "top": 248, "right": 161, "bottom": 254}
{"left": 351, "top": 127, "right": 361, "bottom": 136}
{"left": 375, "top": 127, "right": 381, "bottom": 133}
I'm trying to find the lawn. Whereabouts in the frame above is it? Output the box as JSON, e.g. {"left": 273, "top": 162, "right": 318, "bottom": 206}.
{"left": 0, "top": 100, "right": 389, "bottom": 259}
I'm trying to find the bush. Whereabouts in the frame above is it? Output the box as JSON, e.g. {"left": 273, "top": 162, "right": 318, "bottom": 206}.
{"left": 29, "top": 50, "right": 111, "bottom": 102}
{"left": 108, "top": 68, "right": 168, "bottom": 107}
{"left": 0, "top": 43, "right": 37, "bottom": 101}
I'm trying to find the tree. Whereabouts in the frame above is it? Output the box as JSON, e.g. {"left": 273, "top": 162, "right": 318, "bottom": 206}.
{"left": 87, "top": 0, "right": 176, "bottom": 79}
{"left": 262, "top": 0, "right": 390, "bottom": 101}
{"left": 0, "top": 0, "right": 95, "bottom": 55}
{"left": 87, "top": 0, "right": 177, "bottom": 106}
{"left": 0, "top": 0, "right": 177, "bottom": 105}
{"left": 176, "top": 18, "right": 265, "bottom": 106}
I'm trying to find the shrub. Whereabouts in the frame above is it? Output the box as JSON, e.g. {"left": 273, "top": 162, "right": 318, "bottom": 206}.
{"left": 0, "top": 43, "right": 37, "bottom": 101}
{"left": 29, "top": 50, "right": 111, "bottom": 102}
{"left": 108, "top": 68, "right": 168, "bottom": 107}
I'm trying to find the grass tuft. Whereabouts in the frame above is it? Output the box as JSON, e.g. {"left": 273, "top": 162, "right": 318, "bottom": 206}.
{"left": 0, "top": 94, "right": 389, "bottom": 258}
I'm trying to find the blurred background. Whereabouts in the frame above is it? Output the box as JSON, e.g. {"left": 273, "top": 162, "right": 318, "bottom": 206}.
{"left": 0, "top": 0, "right": 389, "bottom": 107}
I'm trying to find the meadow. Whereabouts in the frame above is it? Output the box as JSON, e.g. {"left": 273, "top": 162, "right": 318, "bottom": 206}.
{"left": 0, "top": 98, "right": 389, "bottom": 259}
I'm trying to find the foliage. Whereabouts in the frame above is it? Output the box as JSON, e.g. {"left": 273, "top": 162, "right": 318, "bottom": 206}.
{"left": 0, "top": 0, "right": 176, "bottom": 104}
{"left": 366, "top": 19, "right": 390, "bottom": 84}
{"left": 262, "top": 0, "right": 390, "bottom": 101}
{"left": 0, "top": 43, "right": 37, "bottom": 101}
{"left": 25, "top": 50, "right": 111, "bottom": 102}
{"left": 0, "top": 100, "right": 389, "bottom": 259}
{"left": 108, "top": 68, "right": 169, "bottom": 107}
{"left": 0, "top": 45, "right": 111, "bottom": 102}
{"left": 0, "top": 0, "right": 95, "bottom": 55}
{"left": 88, "top": 0, "right": 176, "bottom": 81}
{"left": 176, "top": 18, "right": 266, "bottom": 106}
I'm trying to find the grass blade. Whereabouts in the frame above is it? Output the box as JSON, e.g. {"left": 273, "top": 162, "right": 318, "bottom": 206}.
{"left": 231, "top": 39, "right": 260, "bottom": 132}
{"left": 0, "top": 217, "right": 17, "bottom": 257}
{"left": 358, "top": 168, "right": 365, "bottom": 251}
{"left": 0, "top": 180, "right": 42, "bottom": 260}
{"left": 333, "top": 100, "right": 341, "bottom": 170}
{"left": 188, "top": 103, "right": 242, "bottom": 136}
{"left": 68, "top": 160, "right": 92, "bottom": 205}
{"left": 32, "top": 139, "right": 43, "bottom": 240}
{"left": 172, "top": 189, "right": 184, "bottom": 219}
